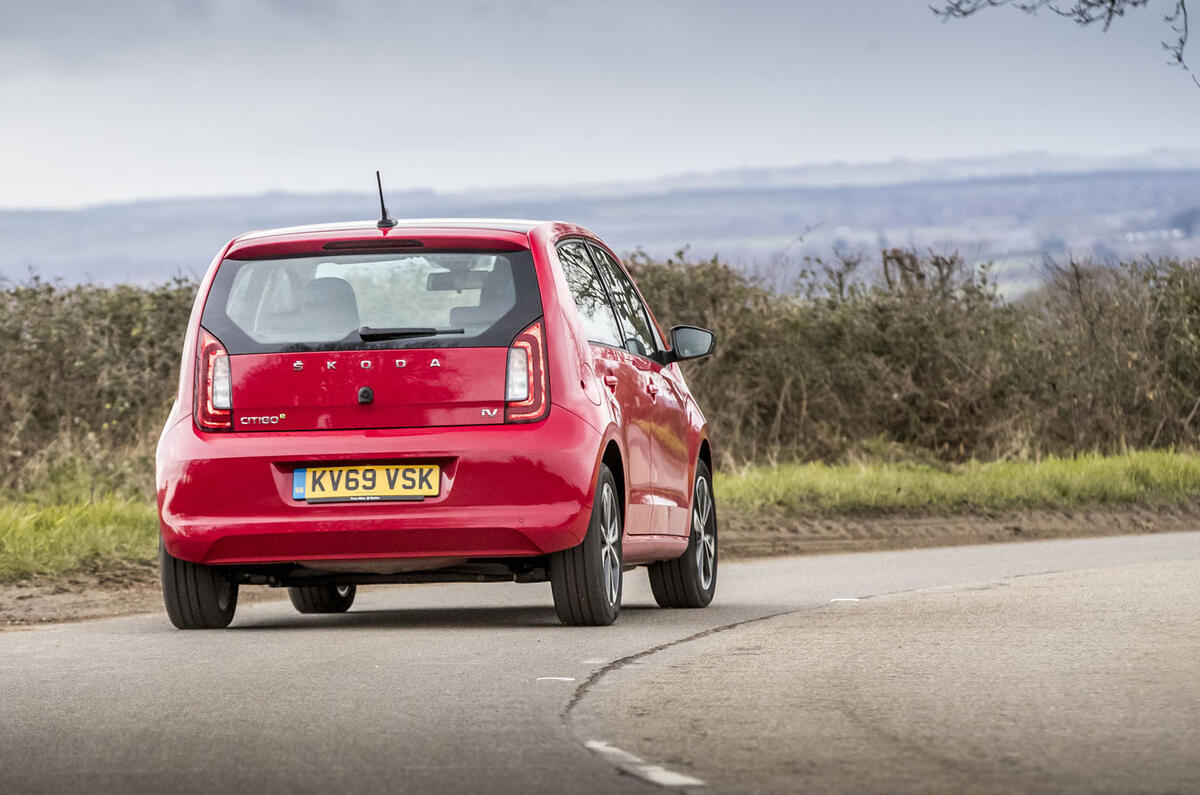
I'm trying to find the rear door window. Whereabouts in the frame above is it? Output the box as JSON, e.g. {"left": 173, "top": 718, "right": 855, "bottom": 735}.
{"left": 557, "top": 240, "right": 623, "bottom": 347}
{"left": 589, "top": 244, "right": 658, "bottom": 358}
{"left": 202, "top": 250, "right": 541, "bottom": 353}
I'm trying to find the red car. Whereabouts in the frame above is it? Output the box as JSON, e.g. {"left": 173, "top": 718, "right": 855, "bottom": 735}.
{"left": 157, "top": 218, "right": 717, "bottom": 628}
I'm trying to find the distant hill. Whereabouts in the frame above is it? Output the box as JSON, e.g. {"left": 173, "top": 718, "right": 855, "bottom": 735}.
{"left": 2, "top": 151, "right": 1199, "bottom": 287}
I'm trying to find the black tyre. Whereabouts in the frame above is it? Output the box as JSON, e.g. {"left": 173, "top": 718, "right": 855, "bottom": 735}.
{"left": 160, "top": 543, "right": 239, "bottom": 629}
{"left": 549, "top": 465, "right": 623, "bottom": 626}
{"left": 288, "top": 585, "right": 357, "bottom": 614}
{"left": 648, "top": 460, "right": 717, "bottom": 608}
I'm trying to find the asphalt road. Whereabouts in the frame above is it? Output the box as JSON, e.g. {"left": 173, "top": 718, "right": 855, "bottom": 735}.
{"left": 2, "top": 532, "right": 1198, "bottom": 795}
{"left": 574, "top": 559, "right": 1200, "bottom": 793}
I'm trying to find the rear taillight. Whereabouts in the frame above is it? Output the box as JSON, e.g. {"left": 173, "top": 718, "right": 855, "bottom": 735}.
{"left": 195, "top": 329, "right": 233, "bottom": 431}
{"left": 505, "top": 319, "right": 548, "bottom": 423}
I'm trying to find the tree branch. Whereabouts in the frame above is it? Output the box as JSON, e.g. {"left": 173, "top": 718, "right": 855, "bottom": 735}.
{"left": 932, "top": 0, "right": 1192, "bottom": 82}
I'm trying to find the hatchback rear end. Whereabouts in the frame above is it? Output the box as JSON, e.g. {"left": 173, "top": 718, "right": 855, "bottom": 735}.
{"left": 157, "top": 221, "right": 604, "bottom": 625}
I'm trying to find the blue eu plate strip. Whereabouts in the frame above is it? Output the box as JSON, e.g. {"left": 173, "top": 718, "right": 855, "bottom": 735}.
{"left": 292, "top": 469, "right": 307, "bottom": 500}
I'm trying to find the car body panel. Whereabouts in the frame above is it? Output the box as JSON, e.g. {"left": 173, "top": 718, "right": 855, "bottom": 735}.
{"left": 589, "top": 343, "right": 655, "bottom": 534}
{"left": 158, "top": 405, "right": 600, "bottom": 564}
{"left": 230, "top": 348, "right": 507, "bottom": 431}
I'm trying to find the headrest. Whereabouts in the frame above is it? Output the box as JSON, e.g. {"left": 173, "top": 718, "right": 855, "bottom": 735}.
{"left": 303, "top": 277, "right": 360, "bottom": 338}
{"left": 448, "top": 264, "right": 516, "bottom": 328}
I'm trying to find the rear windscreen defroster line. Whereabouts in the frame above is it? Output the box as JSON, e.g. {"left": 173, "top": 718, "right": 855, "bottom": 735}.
{"left": 201, "top": 250, "right": 541, "bottom": 354}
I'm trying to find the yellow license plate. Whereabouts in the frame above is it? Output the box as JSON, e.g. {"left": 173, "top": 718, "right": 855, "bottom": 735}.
{"left": 292, "top": 465, "right": 439, "bottom": 503}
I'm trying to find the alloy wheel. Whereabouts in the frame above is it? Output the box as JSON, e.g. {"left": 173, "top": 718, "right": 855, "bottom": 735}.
{"left": 692, "top": 475, "right": 715, "bottom": 590}
{"left": 599, "top": 481, "right": 622, "bottom": 605}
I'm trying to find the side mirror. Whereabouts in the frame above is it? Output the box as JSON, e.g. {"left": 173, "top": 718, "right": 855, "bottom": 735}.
{"left": 668, "top": 325, "right": 716, "bottom": 362}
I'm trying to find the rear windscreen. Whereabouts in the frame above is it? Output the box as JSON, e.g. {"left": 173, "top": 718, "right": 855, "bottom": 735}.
{"left": 201, "top": 250, "right": 541, "bottom": 353}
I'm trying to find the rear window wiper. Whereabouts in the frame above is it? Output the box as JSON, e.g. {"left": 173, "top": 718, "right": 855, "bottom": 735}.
{"left": 357, "top": 326, "right": 466, "bottom": 341}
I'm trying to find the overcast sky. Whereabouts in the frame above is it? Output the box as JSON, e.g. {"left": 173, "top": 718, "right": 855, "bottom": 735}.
{"left": 2, "top": 0, "right": 1198, "bottom": 209}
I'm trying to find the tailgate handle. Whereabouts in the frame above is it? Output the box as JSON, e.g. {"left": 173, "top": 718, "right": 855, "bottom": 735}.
{"left": 646, "top": 381, "right": 659, "bottom": 396}
{"left": 603, "top": 375, "right": 619, "bottom": 390}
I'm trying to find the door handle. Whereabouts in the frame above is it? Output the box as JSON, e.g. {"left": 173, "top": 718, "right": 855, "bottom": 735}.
{"left": 603, "top": 375, "right": 619, "bottom": 390}
{"left": 646, "top": 381, "right": 659, "bottom": 396}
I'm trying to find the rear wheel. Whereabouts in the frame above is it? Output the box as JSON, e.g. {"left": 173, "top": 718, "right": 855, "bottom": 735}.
{"left": 648, "top": 460, "right": 717, "bottom": 608}
{"left": 160, "top": 543, "right": 239, "bottom": 629}
{"left": 288, "top": 585, "right": 357, "bottom": 614}
{"left": 549, "top": 465, "right": 622, "bottom": 626}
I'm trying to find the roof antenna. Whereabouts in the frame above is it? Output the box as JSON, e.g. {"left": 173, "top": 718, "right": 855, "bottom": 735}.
{"left": 375, "top": 170, "right": 397, "bottom": 229}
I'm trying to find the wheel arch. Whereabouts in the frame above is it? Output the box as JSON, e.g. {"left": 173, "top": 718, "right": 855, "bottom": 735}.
{"left": 601, "top": 438, "right": 626, "bottom": 518}
{"left": 688, "top": 431, "right": 713, "bottom": 508}
{"left": 698, "top": 437, "right": 713, "bottom": 477}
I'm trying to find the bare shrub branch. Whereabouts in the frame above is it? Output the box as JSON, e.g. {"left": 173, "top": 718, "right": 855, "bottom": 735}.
{"left": 933, "top": 0, "right": 1193, "bottom": 81}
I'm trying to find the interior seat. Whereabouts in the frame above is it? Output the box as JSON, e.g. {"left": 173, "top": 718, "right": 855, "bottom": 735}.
{"left": 449, "top": 262, "right": 516, "bottom": 328}
{"left": 303, "top": 277, "right": 360, "bottom": 338}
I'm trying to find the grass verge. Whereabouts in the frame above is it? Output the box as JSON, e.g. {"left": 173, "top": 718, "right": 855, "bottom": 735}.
{"left": 0, "top": 497, "right": 157, "bottom": 582}
{"left": 715, "top": 450, "right": 1200, "bottom": 516}
{"left": 4, "top": 451, "right": 1200, "bottom": 584}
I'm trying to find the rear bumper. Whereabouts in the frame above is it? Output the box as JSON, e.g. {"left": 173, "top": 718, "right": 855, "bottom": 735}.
{"left": 156, "top": 408, "right": 600, "bottom": 566}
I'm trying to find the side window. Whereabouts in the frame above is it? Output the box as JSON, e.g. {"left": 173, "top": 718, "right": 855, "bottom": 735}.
{"left": 590, "top": 244, "right": 657, "bottom": 358}
{"left": 557, "top": 240, "right": 623, "bottom": 347}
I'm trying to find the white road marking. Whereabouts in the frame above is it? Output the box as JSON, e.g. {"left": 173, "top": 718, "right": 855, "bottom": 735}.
{"left": 582, "top": 658, "right": 608, "bottom": 664}
{"left": 640, "top": 765, "right": 707, "bottom": 787}
{"left": 830, "top": 597, "right": 861, "bottom": 602}
{"left": 536, "top": 676, "right": 576, "bottom": 682}
{"left": 586, "top": 740, "right": 643, "bottom": 766}
{"left": 585, "top": 740, "right": 706, "bottom": 788}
